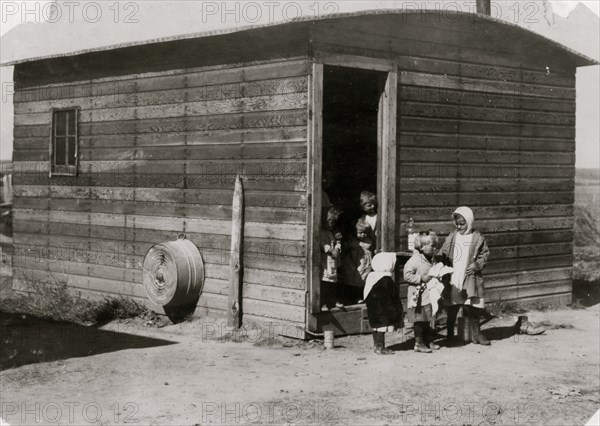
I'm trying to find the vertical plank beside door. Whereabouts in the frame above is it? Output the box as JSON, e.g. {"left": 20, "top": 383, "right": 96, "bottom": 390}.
{"left": 378, "top": 70, "right": 398, "bottom": 252}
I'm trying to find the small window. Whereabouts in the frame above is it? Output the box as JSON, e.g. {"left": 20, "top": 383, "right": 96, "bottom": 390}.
{"left": 51, "top": 108, "right": 79, "bottom": 176}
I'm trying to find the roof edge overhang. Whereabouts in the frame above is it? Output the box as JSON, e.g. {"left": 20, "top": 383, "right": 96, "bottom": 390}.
{"left": 2, "top": 9, "right": 598, "bottom": 67}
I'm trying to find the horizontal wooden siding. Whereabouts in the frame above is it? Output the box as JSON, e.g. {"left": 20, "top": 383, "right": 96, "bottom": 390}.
{"left": 12, "top": 58, "right": 311, "bottom": 329}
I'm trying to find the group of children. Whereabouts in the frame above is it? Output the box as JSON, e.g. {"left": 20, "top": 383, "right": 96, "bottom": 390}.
{"left": 320, "top": 190, "right": 378, "bottom": 311}
{"left": 321, "top": 200, "right": 491, "bottom": 355}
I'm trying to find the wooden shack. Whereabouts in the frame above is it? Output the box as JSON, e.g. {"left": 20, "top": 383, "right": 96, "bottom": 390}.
{"left": 6, "top": 10, "right": 596, "bottom": 336}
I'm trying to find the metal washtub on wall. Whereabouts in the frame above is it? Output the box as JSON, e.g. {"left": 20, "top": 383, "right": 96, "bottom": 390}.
{"left": 142, "top": 235, "right": 205, "bottom": 307}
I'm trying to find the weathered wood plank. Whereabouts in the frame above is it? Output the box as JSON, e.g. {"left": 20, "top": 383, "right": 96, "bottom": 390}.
{"left": 398, "top": 178, "right": 573, "bottom": 193}
{"left": 13, "top": 222, "right": 306, "bottom": 258}
{"left": 242, "top": 298, "right": 305, "bottom": 323}
{"left": 486, "top": 267, "right": 572, "bottom": 289}
{"left": 15, "top": 109, "right": 307, "bottom": 138}
{"left": 378, "top": 70, "right": 397, "bottom": 251}
{"left": 398, "top": 133, "right": 574, "bottom": 153}
{"left": 307, "top": 62, "right": 324, "bottom": 324}
{"left": 485, "top": 255, "right": 573, "bottom": 274}
{"left": 77, "top": 128, "right": 307, "bottom": 149}
{"left": 14, "top": 234, "right": 305, "bottom": 275}
{"left": 14, "top": 59, "right": 310, "bottom": 103}
{"left": 400, "top": 101, "right": 574, "bottom": 126}
{"left": 399, "top": 86, "right": 575, "bottom": 114}
{"left": 15, "top": 93, "right": 309, "bottom": 126}
{"left": 14, "top": 172, "right": 307, "bottom": 192}
{"left": 400, "top": 72, "right": 574, "bottom": 100}
{"left": 205, "top": 264, "right": 305, "bottom": 290}
{"left": 486, "top": 280, "right": 572, "bottom": 301}
{"left": 14, "top": 77, "right": 309, "bottom": 114}
{"left": 397, "top": 56, "right": 575, "bottom": 88}
{"left": 78, "top": 142, "right": 307, "bottom": 162}
{"left": 13, "top": 208, "right": 307, "bottom": 240}
{"left": 13, "top": 256, "right": 142, "bottom": 283}
{"left": 398, "top": 162, "right": 574, "bottom": 178}
{"left": 398, "top": 191, "right": 573, "bottom": 207}
{"left": 397, "top": 148, "right": 574, "bottom": 165}
{"left": 398, "top": 204, "right": 573, "bottom": 221}
{"left": 400, "top": 117, "right": 575, "bottom": 139}
{"left": 205, "top": 278, "right": 305, "bottom": 307}
{"left": 13, "top": 267, "right": 146, "bottom": 298}
{"left": 228, "top": 176, "right": 243, "bottom": 328}
{"left": 15, "top": 187, "right": 307, "bottom": 209}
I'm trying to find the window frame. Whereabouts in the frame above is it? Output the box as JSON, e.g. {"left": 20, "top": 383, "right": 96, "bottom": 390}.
{"left": 49, "top": 107, "right": 79, "bottom": 177}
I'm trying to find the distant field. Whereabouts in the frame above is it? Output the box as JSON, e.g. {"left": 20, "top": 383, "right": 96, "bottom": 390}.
{"left": 576, "top": 168, "right": 600, "bottom": 209}
{"left": 574, "top": 168, "right": 599, "bottom": 283}
{"left": 575, "top": 168, "right": 600, "bottom": 241}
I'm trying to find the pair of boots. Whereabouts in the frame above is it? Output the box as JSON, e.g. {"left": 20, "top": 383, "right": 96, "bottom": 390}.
{"left": 414, "top": 322, "right": 440, "bottom": 353}
{"left": 446, "top": 306, "right": 490, "bottom": 346}
{"left": 372, "top": 331, "right": 394, "bottom": 355}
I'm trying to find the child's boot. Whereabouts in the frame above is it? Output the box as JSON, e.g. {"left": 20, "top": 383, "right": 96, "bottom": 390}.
{"left": 470, "top": 315, "right": 490, "bottom": 346}
{"left": 425, "top": 325, "right": 440, "bottom": 350}
{"left": 413, "top": 323, "right": 432, "bottom": 353}
{"left": 374, "top": 331, "right": 394, "bottom": 355}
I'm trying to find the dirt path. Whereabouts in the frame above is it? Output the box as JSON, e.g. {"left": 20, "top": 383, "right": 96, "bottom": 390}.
{"left": 1, "top": 306, "right": 599, "bottom": 425}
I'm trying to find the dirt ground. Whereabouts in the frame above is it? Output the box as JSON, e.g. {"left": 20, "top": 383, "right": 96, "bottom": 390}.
{"left": 1, "top": 305, "right": 599, "bottom": 426}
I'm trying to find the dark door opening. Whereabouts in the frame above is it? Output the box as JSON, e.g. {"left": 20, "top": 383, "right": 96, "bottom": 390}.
{"left": 321, "top": 65, "right": 387, "bottom": 307}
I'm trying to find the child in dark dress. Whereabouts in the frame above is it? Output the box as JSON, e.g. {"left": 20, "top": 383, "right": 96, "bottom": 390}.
{"left": 364, "top": 253, "right": 404, "bottom": 355}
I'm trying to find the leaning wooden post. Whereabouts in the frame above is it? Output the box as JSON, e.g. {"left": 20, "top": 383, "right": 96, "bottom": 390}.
{"left": 227, "top": 175, "right": 243, "bottom": 328}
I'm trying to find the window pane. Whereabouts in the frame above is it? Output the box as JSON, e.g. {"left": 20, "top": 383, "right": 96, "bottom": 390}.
{"left": 67, "top": 137, "right": 77, "bottom": 165}
{"left": 55, "top": 137, "right": 66, "bottom": 165}
{"left": 67, "top": 111, "right": 76, "bottom": 135}
{"left": 55, "top": 111, "right": 66, "bottom": 135}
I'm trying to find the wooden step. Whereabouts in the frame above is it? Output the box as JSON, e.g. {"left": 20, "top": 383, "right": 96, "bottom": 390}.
{"left": 314, "top": 304, "right": 371, "bottom": 336}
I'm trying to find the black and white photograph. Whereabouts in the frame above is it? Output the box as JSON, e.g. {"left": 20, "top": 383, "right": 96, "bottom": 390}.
{"left": 0, "top": 1, "right": 599, "bottom": 425}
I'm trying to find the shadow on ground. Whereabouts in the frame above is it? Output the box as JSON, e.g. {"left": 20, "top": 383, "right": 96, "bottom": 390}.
{"left": 572, "top": 279, "right": 600, "bottom": 308}
{"left": 0, "top": 311, "right": 175, "bottom": 370}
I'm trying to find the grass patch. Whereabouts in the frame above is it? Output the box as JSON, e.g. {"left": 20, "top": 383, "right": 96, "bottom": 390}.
{"left": 0, "top": 277, "right": 147, "bottom": 325}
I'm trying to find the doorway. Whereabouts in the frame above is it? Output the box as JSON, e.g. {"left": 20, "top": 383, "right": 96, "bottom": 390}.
{"left": 321, "top": 65, "right": 387, "bottom": 307}
{"left": 307, "top": 59, "right": 397, "bottom": 332}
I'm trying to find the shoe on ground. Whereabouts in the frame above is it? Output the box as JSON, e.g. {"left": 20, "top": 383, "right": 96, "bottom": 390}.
{"left": 335, "top": 301, "right": 344, "bottom": 308}
{"left": 321, "top": 305, "right": 329, "bottom": 312}
{"left": 414, "top": 343, "right": 432, "bottom": 353}
{"left": 473, "top": 333, "right": 491, "bottom": 345}
{"left": 429, "top": 342, "right": 441, "bottom": 350}
{"left": 374, "top": 346, "right": 394, "bottom": 355}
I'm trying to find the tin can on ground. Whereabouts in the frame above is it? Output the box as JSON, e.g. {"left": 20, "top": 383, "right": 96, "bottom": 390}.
{"left": 323, "top": 330, "right": 335, "bottom": 349}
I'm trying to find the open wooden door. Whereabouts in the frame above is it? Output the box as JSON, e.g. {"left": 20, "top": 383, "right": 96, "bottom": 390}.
{"left": 307, "top": 55, "right": 397, "bottom": 335}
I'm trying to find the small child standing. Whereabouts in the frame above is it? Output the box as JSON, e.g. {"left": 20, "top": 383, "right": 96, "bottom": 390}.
{"left": 364, "top": 253, "right": 403, "bottom": 355}
{"left": 342, "top": 219, "right": 374, "bottom": 303}
{"left": 358, "top": 191, "right": 378, "bottom": 249}
{"left": 404, "top": 232, "right": 440, "bottom": 353}
{"left": 320, "top": 206, "right": 344, "bottom": 311}
{"left": 438, "top": 206, "right": 490, "bottom": 345}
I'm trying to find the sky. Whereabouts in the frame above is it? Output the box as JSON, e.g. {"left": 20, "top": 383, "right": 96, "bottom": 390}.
{"left": 0, "top": 1, "right": 599, "bottom": 167}
{"left": 1, "top": 1, "right": 599, "bottom": 35}
{"left": 552, "top": 0, "right": 599, "bottom": 16}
